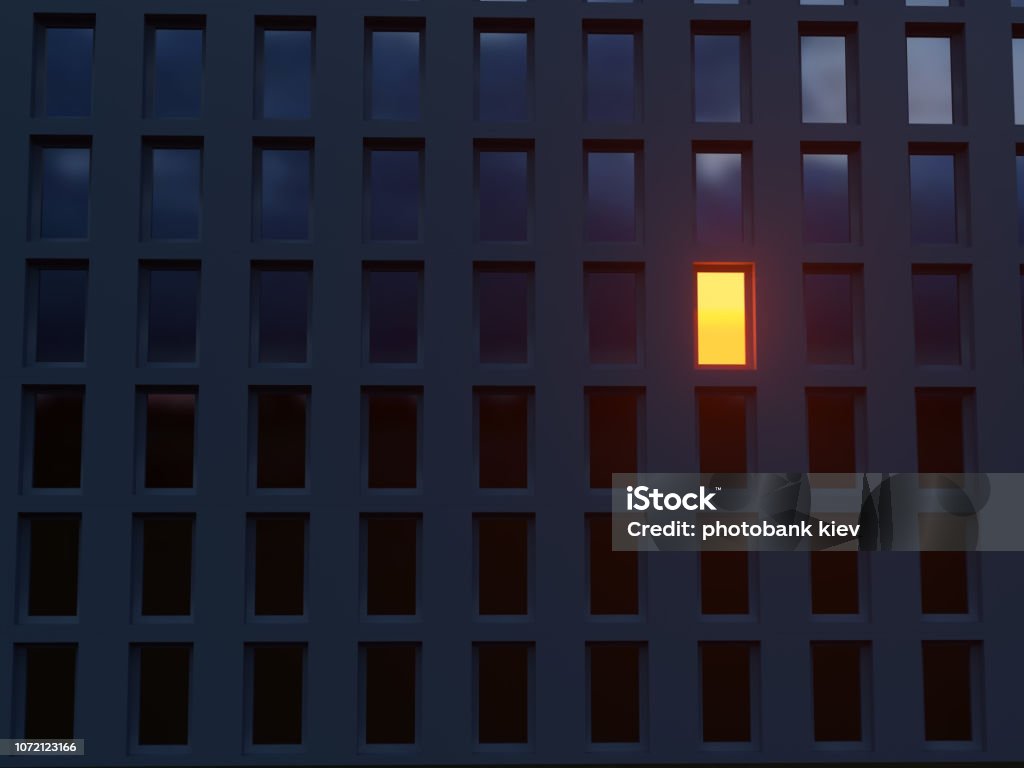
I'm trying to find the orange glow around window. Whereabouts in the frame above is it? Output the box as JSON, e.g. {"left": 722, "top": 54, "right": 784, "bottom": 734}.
{"left": 697, "top": 271, "right": 747, "bottom": 366}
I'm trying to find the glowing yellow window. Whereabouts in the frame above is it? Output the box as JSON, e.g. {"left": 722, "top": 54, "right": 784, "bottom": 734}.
{"left": 696, "top": 268, "right": 752, "bottom": 366}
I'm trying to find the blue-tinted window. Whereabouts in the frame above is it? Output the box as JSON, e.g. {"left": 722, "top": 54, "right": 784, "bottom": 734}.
{"left": 478, "top": 31, "right": 529, "bottom": 122}
{"left": 146, "top": 267, "right": 199, "bottom": 364}
{"left": 586, "top": 32, "right": 636, "bottom": 123}
{"left": 34, "top": 267, "right": 87, "bottom": 363}
{"left": 368, "top": 148, "right": 421, "bottom": 241}
{"left": 259, "top": 28, "right": 312, "bottom": 119}
{"left": 477, "top": 268, "right": 531, "bottom": 364}
{"left": 913, "top": 271, "right": 962, "bottom": 366}
{"left": 366, "top": 267, "right": 421, "bottom": 364}
{"left": 1017, "top": 155, "right": 1024, "bottom": 244}
{"left": 39, "top": 146, "right": 90, "bottom": 239}
{"left": 1015, "top": 38, "right": 1024, "bottom": 125}
{"left": 256, "top": 268, "right": 310, "bottom": 364}
{"left": 801, "top": 36, "right": 847, "bottom": 124}
{"left": 586, "top": 151, "right": 637, "bottom": 242}
{"left": 907, "top": 36, "right": 952, "bottom": 125}
{"left": 150, "top": 147, "right": 201, "bottom": 240}
{"left": 479, "top": 150, "right": 529, "bottom": 241}
{"left": 910, "top": 154, "right": 957, "bottom": 244}
{"left": 42, "top": 26, "right": 93, "bottom": 117}
{"left": 695, "top": 152, "right": 743, "bottom": 244}
{"left": 694, "top": 34, "right": 742, "bottom": 123}
{"left": 258, "top": 147, "right": 311, "bottom": 240}
{"left": 369, "top": 30, "right": 421, "bottom": 121}
{"left": 907, "top": 0, "right": 949, "bottom": 6}
{"left": 803, "top": 153, "right": 850, "bottom": 244}
{"left": 151, "top": 27, "right": 203, "bottom": 118}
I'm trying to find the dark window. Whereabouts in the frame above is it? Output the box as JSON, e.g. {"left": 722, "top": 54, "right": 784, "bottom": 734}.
{"left": 695, "top": 150, "right": 744, "bottom": 244}
{"left": 697, "top": 389, "right": 749, "bottom": 474}
{"left": 252, "top": 517, "right": 306, "bottom": 616}
{"left": 586, "top": 266, "right": 640, "bottom": 365}
{"left": 803, "top": 152, "right": 851, "bottom": 243}
{"left": 477, "top": 515, "right": 529, "bottom": 616}
{"left": 257, "top": 144, "right": 311, "bottom": 240}
{"left": 26, "top": 516, "right": 79, "bottom": 616}
{"left": 365, "top": 515, "right": 418, "bottom": 616}
{"left": 255, "top": 266, "right": 310, "bottom": 364}
{"left": 693, "top": 31, "right": 743, "bottom": 123}
{"left": 257, "top": 25, "right": 312, "bottom": 119}
{"left": 588, "top": 389, "right": 640, "bottom": 488}
{"left": 810, "top": 551, "right": 859, "bottom": 614}
{"left": 477, "top": 28, "right": 529, "bottom": 121}
{"left": 144, "top": 392, "right": 196, "bottom": 489}
{"left": 23, "top": 645, "right": 76, "bottom": 738}
{"left": 811, "top": 643, "right": 863, "bottom": 741}
{"left": 807, "top": 389, "right": 858, "bottom": 472}
{"left": 915, "top": 389, "right": 970, "bottom": 473}
{"left": 148, "top": 145, "right": 201, "bottom": 240}
{"left": 477, "top": 644, "right": 530, "bottom": 744}
{"left": 700, "top": 552, "right": 749, "bottom": 615}
{"left": 478, "top": 146, "right": 530, "bottom": 241}
{"left": 922, "top": 642, "right": 974, "bottom": 741}
{"left": 33, "top": 265, "right": 87, "bottom": 363}
{"left": 801, "top": 35, "right": 848, "bottom": 123}
{"left": 251, "top": 645, "right": 304, "bottom": 745}
{"left": 920, "top": 551, "right": 969, "bottom": 614}
{"left": 39, "top": 145, "right": 90, "bottom": 239}
{"left": 144, "top": 266, "right": 199, "bottom": 364}
{"left": 366, "top": 389, "right": 419, "bottom": 489}
{"left": 913, "top": 269, "right": 964, "bottom": 366}
{"left": 476, "top": 265, "right": 531, "bottom": 364}
{"left": 478, "top": 389, "right": 530, "bottom": 489}
{"left": 149, "top": 23, "right": 203, "bottom": 118}
{"left": 367, "top": 145, "right": 421, "bottom": 241}
{"left": 31, "top": 389, "right": 84, "bottom": 489}
{"left": 589, "top": 643, "right": 642, "bottom": 744}
{"left": 585, "top": 28, "right": 637, "bottom": 122}
{"left": 255, "top": 390, "right": 308, "bottom": 489}
{"left": 910, "top": 152, "right": 958, "bottom": 244}
{"left": 585, "top": 147, "right": 638, "bottom": 242}
{"left": 138, "top": 645, "right": 191, "bottom": 746}
{"left": 368, "top": 27, "right": 422, "bottom": 121}
{"left": 140, "top": 517, "right": 193, "bottom": 616}
{"left": 804, "top": 267, "right": 857, "bottom": 365}
{"left": 364, "top": 644, "right": 417, "bottom": 745}
{"left": 39, "top": 23, "right": 93, "bottom": 117}
{"left": 589, "top": 515, "right": 638, "bottom": 615}
{"left": 701, "top": 643, "right": 752, "bottom": 742}
{"left": 365, "top": 265, "right": 420, "bottom": 364}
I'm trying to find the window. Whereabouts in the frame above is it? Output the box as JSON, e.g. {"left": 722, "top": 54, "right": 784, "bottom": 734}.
{"left": 588, "top": 514, "right": 638, "bottom": 615}
{"left": 803, "top": 147, "right": 858, "bottom": 243}
{"left": 141, "top": 264, "right": 199, "bottom": 365}
{"left": 135, "top": 645, "right": 191, "bottom": 746}
{"left": 365, "top": 388, "right": 420, "bottom": 489}
{"left": 907, "top": 0, "right": 951, "bottom": 6}
{"left": 801, "top": 33, "right": 849, "bottom": 124}
{"left": 142, "top": 390, "right": 196, "bottom": 489}
{"left": 806, "top": 389, "right": 862, "bottom": 473}
{"left": 253, "top": 388, "right": 308, "bottom": 489}
{"left": 256, "top": 20, "right": 313, "bottom": 119}
{"left": 915, "top": 388, "right": 974, "bottom": 473}
{"left": 909, "top": 148, "right": 964, "bottom": 244}
{"left": 811, "top": 643, "right": 865, "bottom": 742}
{"left": 476, "top": 515, "right": 530, "bottom": 616}
{"left": 253, "top": 264, "right": 311, "bottom": 364}
{"left": 588, "top": 643, "right": 643, "bottom": 744}
{"left": 920, "top": 551, "right": 969, "bottom": 614}
{"left": 913, "top": 267, "right": 969, "bottom": 366}
{"left": 476, "top": 644, "right": 531, "bottom": 745}
{"left": 1015, "top": 34, "right": 1024, "bottom": 125}
{"left": 476, "top": 264, "right": 532, "bottom": 364}
{"left": 700, "top": 643, "right": 754, "bottom": 742}
{"left": 476, "top": 23, "right": 530, "bottom": 121}
{"left": 810, "top": 551, "right": 860, "bottom": 614}
{"left": 136, "top": 516, "right": 193, "bottom": 617}
{"left": 922, "top": 642, "right": 976, "bottom": 742}
{"left": 363, "top": 644, "right": 418, "bottom": 745}
{"left": 249, "top": 645, "right": 305, "bottom": 746}
{"left": 255, "top": 141, "right": 312, "bottom": 240}
{"left": 36, "top": 17, "right": 93, "bottom": 117}
{"left": 23, "top": 515, "right": 80, "bottom": 617}
{"left": 697, "top": 388, "right": 752, "bottom": 473}
{"left": 19, "top": 645, "right": 76, "bottom": 738}
{"left": 700, "top": 551, "right": 749, "bottom": 615}
{"left": 906, "top": 29, "right": 961, "bottom": 124}
{"left": 695, "top": 266, "right": 753, "bottom": 367}
{"left": 586, "top": 264, "right": 641, "bottom": 365}
{"left": 366, "top": 141, "right": 422, "bottom": 241}
{"left": 477, "top": 388, "right": 531, "bottom": 489}
{"left": 367, "top": 22, "right": 423, "bottom": 121}
{"left": 1017, "top": 150, "right": 1024, "bottom": 243}
{"left": 585, "top": 143, "right": 640, "bottom": 242}
{"left": 146, "top": 18, "right": 204, "bottom": 118}
{"left": 35, "top": 142, "right": 91, "bottom": 239}
{"left": 695, "top": 146, "right": 748, "bottom": 244}
{"left": 477, "top": 142, "right": 531, "bottom": 241}
{"left": 802, "top": 0, "right": 844, "bottom": 4}
{"left": 29, "top": 388, "right": 84, "bottom": 489}
{"left": 364, "top": 515, "right": 419, "bottom": 616}
{"left": 249, "top": 516, "right": 306, "bottom": 617}
{"left": 584, "top": 23, "right": 639, "bottom": 123}
{"left": 804, "top": 265, "right": 861, "bottom": 365}
{"left": 587, "top": 388, "right": 641, "bottom": 489}
{"left": 145, "top": 142, "right": 202, "bottom": 240}
{"left": 29, "top": 264, "right": 87, "bottom": 364}
{"left": 365, "top": 263, "right": 421, "bottom": 364}
{"left": 693, "top": 24, "right": 748, "bottom": 123}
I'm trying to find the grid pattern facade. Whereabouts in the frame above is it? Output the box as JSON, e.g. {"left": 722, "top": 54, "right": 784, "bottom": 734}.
{"left": 2, "top": 0, "right": 1024, "bottom": 764}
